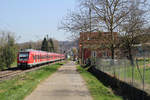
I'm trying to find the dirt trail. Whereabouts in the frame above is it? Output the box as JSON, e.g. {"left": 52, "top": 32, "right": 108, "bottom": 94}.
{"left": 24, "top": 61, "right": 93, "bottom": 100}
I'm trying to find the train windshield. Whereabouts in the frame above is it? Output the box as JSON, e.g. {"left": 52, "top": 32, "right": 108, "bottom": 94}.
{"left": 19, "top": 52, "right": 29, "bottom": 61}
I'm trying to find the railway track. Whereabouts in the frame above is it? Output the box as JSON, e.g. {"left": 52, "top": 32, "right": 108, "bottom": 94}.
{"left": 0, "top": 70, "right": 22, "bottom": 78}
{"left": 0, "top": 61, "right": 63, "bottom": 82}
{"left": 0, "top": 70, "right": 23, "bottom": 81}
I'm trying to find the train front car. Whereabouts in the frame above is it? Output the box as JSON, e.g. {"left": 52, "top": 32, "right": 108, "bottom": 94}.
{"left": 17, "top": 51, "right": 30, "bottom": 69}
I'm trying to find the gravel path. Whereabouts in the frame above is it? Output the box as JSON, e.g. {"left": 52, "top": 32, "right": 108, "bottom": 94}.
{"left": 24, "top": 61, "right": 93, "bottom": 100}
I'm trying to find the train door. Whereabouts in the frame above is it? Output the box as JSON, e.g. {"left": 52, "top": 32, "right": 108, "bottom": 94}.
{"left": 36, "top": 52, "right": 39, "bottom": 63}
{"left": 35, "top": 53, "right": 37, "bottom": 63}
{"left": 33, "top": 53, "right": 35, "bottom": 64}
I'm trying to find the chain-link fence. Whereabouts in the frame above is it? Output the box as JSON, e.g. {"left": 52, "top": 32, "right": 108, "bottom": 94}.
{"left": 93, "top": 57, "right": 150, "bottom": 94}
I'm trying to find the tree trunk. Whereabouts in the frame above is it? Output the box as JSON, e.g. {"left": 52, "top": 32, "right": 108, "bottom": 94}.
{"left": 111, "top": 46, "right": 114, "bottom": 59}
{"left": 111, "top": 44, "right": 115, "bottom": 65}
{"left": 110, "top": 28, "right": 115, "bottom": 60}
{"left": 128, "top": 47, "right": 134, "bottom": 65}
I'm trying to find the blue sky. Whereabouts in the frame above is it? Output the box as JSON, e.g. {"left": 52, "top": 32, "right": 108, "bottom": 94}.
{"left": 0, "top": 0, "right": 77, "bottom": 43}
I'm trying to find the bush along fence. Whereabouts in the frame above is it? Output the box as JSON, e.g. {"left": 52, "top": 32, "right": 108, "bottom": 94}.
{"left": 91, "top": 57, "right": 150, "bottom": 99}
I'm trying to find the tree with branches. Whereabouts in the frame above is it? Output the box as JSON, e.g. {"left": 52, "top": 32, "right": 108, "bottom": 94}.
{"left": 120, "top": 0, "right": 149, "bottom": 65}
{"left": 41, "top": 37, "right": 48, "bottom": 51}
{"left": 59, "top": 8, "right": 99, "bottom": 39}
{"left": 81, "top": 0, "right": 133, "bottom": 60}
{"left": 0, "top": 31, "right": 17, "bottom": 69}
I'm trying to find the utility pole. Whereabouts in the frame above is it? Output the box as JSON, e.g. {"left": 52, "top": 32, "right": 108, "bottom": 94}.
{"left": 89, "top": 4, "right": 93, "bottom": 65}
{"left": 46, "top": 34, "right": 48, "bottom": 40}
{"left": 89, "top": 7, "right": 92, "bottom": 33}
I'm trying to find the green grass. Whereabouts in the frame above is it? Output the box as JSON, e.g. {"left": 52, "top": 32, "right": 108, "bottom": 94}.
{"left": 77, "top": 65, "right": 123, "bottom": 100}
{"left": 0, "top": 61, "right": 17, "bottom": 71}
{"left": 11, "top": 61, "right": 17, "bottom": 67}
{"left": 118, "top": 65, "right": 150, "bottom": 84}
{"left": 98, "top": 59, "right": 150, "bottom": 85}
{"left": 136, "top": 59, "right": 150, "bottom": 66}
{"left": 0, "top": 62, "right": 64, "bottom": 100}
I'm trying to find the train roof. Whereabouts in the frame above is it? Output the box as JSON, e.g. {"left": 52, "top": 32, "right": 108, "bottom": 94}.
{"left": 19, "top": 49, "right": 44, "bottom": 52}
{"left": 19, "top": 49, "right": 64, "bottom": 55}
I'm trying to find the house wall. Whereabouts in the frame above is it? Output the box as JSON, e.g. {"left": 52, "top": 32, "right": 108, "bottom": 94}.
{"left": 79, "top": 32, "right": 118, "bottom": 63}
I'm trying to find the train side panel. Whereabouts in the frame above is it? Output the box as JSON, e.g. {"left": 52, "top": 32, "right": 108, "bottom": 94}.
{"left": 17, "top": 49, "right": 65, "bottom": 68}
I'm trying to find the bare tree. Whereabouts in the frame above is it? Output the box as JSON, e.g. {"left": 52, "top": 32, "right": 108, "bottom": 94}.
{"left": 120, "top": 0, "right": 149, "bottom": 65}
{"left": 53, "top": 39, "right": 59, "bottom": 53}
{"left": 81, "top": 0, "right": 134, "bottom": 60}
{"left": 72, "top": 47, "right": 78, "bottom": 60}
{"left": 59, "top": 8, "right": 99, "bottom": 39}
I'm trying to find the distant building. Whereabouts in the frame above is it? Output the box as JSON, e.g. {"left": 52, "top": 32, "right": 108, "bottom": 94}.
{"left": 78, "top": 32, "right": 118, "bottom": 64}
{"left": 133, "top": 43, "right": 150, "bottom": 58}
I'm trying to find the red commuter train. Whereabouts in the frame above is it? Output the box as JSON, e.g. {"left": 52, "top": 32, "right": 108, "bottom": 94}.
{"left": 17, "top": 49, "right": 65, "bottom": 68}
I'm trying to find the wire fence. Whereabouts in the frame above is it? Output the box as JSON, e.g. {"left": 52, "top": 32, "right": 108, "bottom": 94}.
{"left": 92, "top": 57, "right": 150, "bottom": 94}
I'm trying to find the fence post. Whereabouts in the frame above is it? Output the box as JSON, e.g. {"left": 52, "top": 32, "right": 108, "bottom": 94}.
{"left": 124, "top": 59, "right": 126, "bottom": 82}
{"left": 131, "top": 62, "right": 134, "bottom": 85}
{"left": 141, "top": 56, "right": 146, "bottom": 100}
{"left": 143, "top": 56, "right": 146, "bottom": 92}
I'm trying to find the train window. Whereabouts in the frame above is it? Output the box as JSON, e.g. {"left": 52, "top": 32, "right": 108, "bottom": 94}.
{"left": 35, "top": 55, "right": 37, "bottom": 60}
{"left": 35, "top": 55, "right": 36, "bottom": 59}
{"left": 19, "top": 52, "right": 29, "bottom": 61}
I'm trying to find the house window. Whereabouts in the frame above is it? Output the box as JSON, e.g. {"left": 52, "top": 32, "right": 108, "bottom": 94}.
{"left": 92, "top": 51, "right": 97, "bottom": 57}
{"left": 103, "top": 51, "right": 109, "bottom": 58}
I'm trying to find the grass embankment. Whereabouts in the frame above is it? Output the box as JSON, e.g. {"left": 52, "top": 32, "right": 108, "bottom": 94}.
{"left": 119, "top": 66, "right": 150, "bottom": 84}
{"left": 77, "top": 65, "right": 122, "bottom": 100}
{"left": 0, "top": 61, "right": 17, "bottom": 71}
{"left": 0, "top": 62, "right": 64, "bottom": 100}
{"left": 11, "top": 61, "right": 17, "bottom": 67}
{"left": 100, "top": 59, "right": 150, "bottom": 85}
{"left": 109, "top": 60, "right": 150, "bottom": 85}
